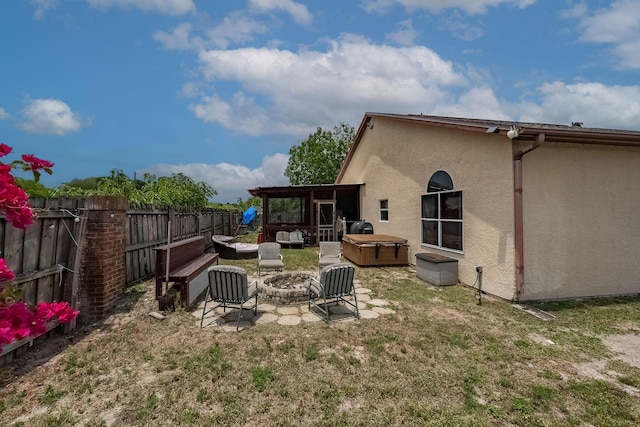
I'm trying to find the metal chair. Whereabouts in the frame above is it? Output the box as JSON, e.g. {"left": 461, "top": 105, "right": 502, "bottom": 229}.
{"left": 257, "top": 242, "right": 284, "bottom": 277}
{"left": 275, "top": 231, "right": 290, "bottom": 246}
{"left": 289, "top": 230, "right": 305, "bottom": 248}
{"left": 318, "top": 241, "right": 342, "bottom": 271}
{"left": 200, "top": 265, "right": 257, "bottom": 330}
{"left": 308, "top": 263, "right": 359, "bottom": 322}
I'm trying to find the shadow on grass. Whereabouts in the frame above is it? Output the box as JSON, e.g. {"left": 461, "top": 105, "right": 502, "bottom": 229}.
{"left": 533, "top": 295, "right": 640, "bottom": 313}
{"left": 0, "top": 279, "right": 150, "bottom": 385}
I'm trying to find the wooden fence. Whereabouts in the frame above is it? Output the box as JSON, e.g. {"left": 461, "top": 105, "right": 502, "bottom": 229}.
{"left": 0, "top": 197, "right": 240, "bottom": 364}
{"left": 0, "top": 198, "right": 88, "bottom": 364}
{"left": 124, "top": 207, "right": 240, "bottom": 284}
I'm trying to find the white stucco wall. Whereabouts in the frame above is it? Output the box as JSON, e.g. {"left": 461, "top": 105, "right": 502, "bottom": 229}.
{"left": 521, "top": 142, "right": 640, "bottom": 300}
{"left": 338, "top": 117, "right": 517, "bottom": 299}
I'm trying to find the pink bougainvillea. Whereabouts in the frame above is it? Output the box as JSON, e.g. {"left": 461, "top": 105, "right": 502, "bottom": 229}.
{"left": 0, "top": 301, "right": 79, "bottom": 347}
{"left": 0, "top": 143, "right": 12, "bottom": 157}
{"left": 0, "top": 143, "right": 77, "bottom": 354}
{"left": 21, "top": 154, "right": 55, "bottom": 171}
{"left": 0, "top": 258, "right": 15, "bottom": 283}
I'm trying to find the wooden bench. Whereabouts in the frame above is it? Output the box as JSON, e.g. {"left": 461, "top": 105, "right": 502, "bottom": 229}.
{"left": 154, "top": 236, "right": 219, "bottom": 309}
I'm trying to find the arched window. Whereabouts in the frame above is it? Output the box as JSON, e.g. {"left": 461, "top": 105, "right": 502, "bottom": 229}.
{"left": 421, "top": 171, "right": 463, "bottom": 252}
{"left": 427, "top": 170, "right": 453, "bottom": 192}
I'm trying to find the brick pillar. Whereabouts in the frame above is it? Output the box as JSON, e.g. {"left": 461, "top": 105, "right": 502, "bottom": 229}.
{"left": 79, "top": 196, "right": 128, "bottom": 322}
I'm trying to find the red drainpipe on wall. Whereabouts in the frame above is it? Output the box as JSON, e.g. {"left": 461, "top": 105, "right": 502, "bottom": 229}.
{"left": 513, "top": 133, "right": 545, "bottom": 300}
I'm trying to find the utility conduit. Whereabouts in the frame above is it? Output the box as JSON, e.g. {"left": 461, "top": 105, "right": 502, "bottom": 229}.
{"left": 513, "top": 133, "right": 545, "bottom": 299}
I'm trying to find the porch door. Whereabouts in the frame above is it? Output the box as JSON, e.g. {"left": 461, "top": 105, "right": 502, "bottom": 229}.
{"left": 317, "top": 201, "right": 335, "bottom": 242}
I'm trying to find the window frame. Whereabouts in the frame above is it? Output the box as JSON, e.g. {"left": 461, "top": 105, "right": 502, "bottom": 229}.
{"left": 421, "top": 186, "right": 463, "bottom": 254}
{"left": 379, "top": 198, "right": 389, "bottom": 222}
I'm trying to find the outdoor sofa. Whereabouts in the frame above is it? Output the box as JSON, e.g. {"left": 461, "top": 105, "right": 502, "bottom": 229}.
{"left": 212, "top": 235, "right": 259, "bottom": 259}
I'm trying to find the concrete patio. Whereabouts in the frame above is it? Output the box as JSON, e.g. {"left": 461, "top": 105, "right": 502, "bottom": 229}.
{"left": 194, "top": 270, "right": 395, "bottom": 331}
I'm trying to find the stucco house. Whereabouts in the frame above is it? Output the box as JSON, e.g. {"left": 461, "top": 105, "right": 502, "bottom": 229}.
{"left": 335, "top": 113, "right": 640, "bottom": 301}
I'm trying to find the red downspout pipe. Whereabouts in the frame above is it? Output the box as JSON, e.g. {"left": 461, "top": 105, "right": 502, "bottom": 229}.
{"left": 513, "top": 133, "right": 545, "bottom": 300}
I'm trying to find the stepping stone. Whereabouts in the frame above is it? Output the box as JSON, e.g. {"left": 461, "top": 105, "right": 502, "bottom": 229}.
{"left": 221, "top": 321, "right": 252, "bottom": 332}
{"left": 254, "top": 312, "right": 279, "bottom": 324}
{"left": 215, "top": 306, "right": 235, "bottom": 315}
{"left": 199, "top": 316, "right": 226, "bottom": 328}
{"left": 301, "top": 312, "right": 322, "bottom": 322}
{"left": 298, "top": 304, "right": 310, "bottom": 313}
{"left": 358, "top": 310, "right": 380, "bottom": 319}
{"left": 372, "top": 307, "right": 396, "bottom": 315}
{"left": 224, "top": 310, "right": 256, "bottom": 321}
{"left": 357, "top": 294, "right": 371, "bottom": 302}
{"left": 367, "top": 299, "right": 390, "bottom": 306}
{"left": 257, "top": 303, "right": 276, "bottom": 312}
{"left": 277, "top": 306, "right": 300, "bottom": 315}
{"left": 355, "top": 288, "right": 372, "bottom": 294}
{"left": 329, "top": 313, "right": 356, "bottom": 322}
{"left": 277, "top": 315, "right": 302, "bottom": 326}
{"left": 199, "top": 309, "right": 219, "bottom": 321}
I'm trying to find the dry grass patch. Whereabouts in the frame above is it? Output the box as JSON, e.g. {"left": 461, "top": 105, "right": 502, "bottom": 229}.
{"left": 1, "top": 248, "right": 639, "bottom": 426}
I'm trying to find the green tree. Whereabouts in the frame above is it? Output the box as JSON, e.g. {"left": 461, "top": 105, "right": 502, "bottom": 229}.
{"left": 14, "top": 177, "right": 55, "bottom": 198}
{"left": 143, "top": 173, "right": 215, "bottom": 208}
{"left": 96, "top": 169, "right": 141, "bottom": 199}
{"left": 60, "top": 176, "right": 101, "bottom": 190}
{"left": 284, "top": 122, "right": 355, "bottom": 185}
{"left": 56, "top": 169, "right": 216, "bottom": 208}
{"left": 236, "top": 196, "right": 262, "bottom": 211}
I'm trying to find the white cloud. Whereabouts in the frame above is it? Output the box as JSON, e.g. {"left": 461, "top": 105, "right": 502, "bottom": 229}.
{"left": 154, "top": 13, "right": 270, "bottom": 50}
{"left": 0, "top": 107, "right": 9, "bottom": 120}
{"left": 31, "top": 0, "right": 57, "bottom": 20}
{"left": 206, "top": 12, "right": 271, "bottom": 49}
{"left": 20, "top": 98, "right": 87, "bottom": 135}
{"left": 574, "top": 0, "right": 640, "bottom": 69}
{"left": 439, "top": 12, "right": 484, "bottom": 40}
{"left": 154, "top": 22, "right": 199, "bottom": 50}
{"left": 386, "top": 20, "right": 419, "bottom": 46}
{"left": 431, "top": 86, "right": 511, "bottom": 120}
{"left": 141, "top": 153, "right": 290, "bottom": 202}
{"left": 191, "top": 35, "right": 468, "bottom": 137}
{"left": 179, "top": 81, "right": 203, "bottom": 98}
{"left": 363, "top": 0, "right": 536, "bottom": 15}
{"left": 248, "top": 0, "right": 313, "bottom": 25}
{"left": 362, "top": 0, "right": 396, "bottom": 14}
{"left": 86, "top": 0, "right": 196, "bottom": 15}
{"left": 519, "top": 81, "right": 640, "bottom": 130}
{"left": 560, "top": 2, "right": 588, "bottom": 20}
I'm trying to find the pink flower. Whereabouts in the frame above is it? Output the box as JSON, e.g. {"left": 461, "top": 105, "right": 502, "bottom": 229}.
{"left": 0, "top": 144, "right": 75, "bottom": 355}
{"left": 21, "top": 154, "right": 54, "bottom": 171}
{"left": 0, "top": 324, "right": 14, "bottom": 346}
{"left": 0, "top": 182, "right": 34, "bottom": 229}
{"left": 35, "top": 301, "right": 79, "bottom": 324}
{"left": 35, "top": 301, "right": 56, "bottom": 321}
{"left": 0, "top": 302, "right": 37, "bottom": 340}
{"left": 57, "top": 307, "right": 80, "bottom": 323}
{"left": 0, "top": 144, "right": 12, "bottom": 157}
{"left": 0, "top": 258, "right": 15, "bottom": 282}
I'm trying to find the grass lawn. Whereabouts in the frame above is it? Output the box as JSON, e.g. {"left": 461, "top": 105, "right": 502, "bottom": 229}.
{"left": 1, "top": 240, "right": 639, "bottom": 426}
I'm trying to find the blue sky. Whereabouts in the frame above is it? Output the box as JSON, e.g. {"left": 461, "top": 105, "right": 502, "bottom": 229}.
{"left": 1, "top": 0, "right": 639, "bottom": 202}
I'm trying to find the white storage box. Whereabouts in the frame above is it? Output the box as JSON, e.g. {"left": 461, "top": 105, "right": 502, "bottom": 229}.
{"left": 415, "top": 253, "right": 458, "bottom": 286}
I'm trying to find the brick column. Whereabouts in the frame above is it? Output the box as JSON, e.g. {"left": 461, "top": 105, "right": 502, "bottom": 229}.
{"left": 79, "top": 196, "right": 128, "bottom": 321}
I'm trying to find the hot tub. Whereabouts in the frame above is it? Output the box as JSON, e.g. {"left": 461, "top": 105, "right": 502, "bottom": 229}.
{"left": 342, "top": 234, "right": 408, "bottom": 266}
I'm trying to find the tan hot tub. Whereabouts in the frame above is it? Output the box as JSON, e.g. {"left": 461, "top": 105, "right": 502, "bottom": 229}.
{"left": 342, "top": 234, "right": 409, "bottom": 266}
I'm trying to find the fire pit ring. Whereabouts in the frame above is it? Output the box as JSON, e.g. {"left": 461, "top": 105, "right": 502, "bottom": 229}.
{"left": 257, "top": 272, "right": 313, "bottom": 304}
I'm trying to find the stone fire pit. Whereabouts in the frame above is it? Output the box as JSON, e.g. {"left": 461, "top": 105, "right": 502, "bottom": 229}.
{"left": 257, "top": 271, "right": 313, "bottom": 304}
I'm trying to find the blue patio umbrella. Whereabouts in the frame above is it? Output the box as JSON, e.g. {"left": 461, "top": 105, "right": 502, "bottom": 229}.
{"left": 242, "top": 206, "right": 257, "bottom": 225}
